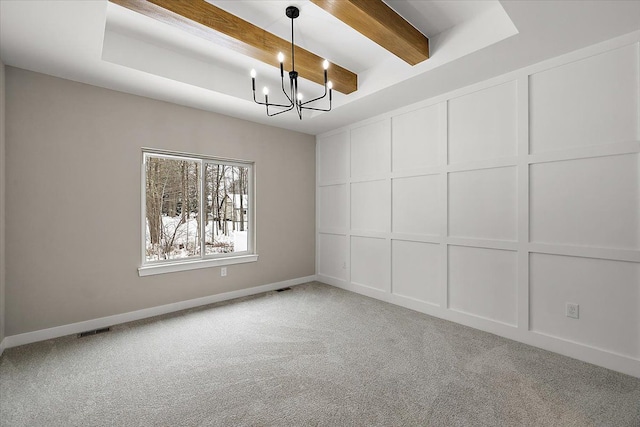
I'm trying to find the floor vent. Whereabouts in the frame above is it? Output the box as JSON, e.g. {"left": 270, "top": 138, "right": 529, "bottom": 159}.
{"left": 78, "top": 327, "right": 110, "bottom": 338}
{"left": 275, "top": 287, "right": 292, "bottom": 292}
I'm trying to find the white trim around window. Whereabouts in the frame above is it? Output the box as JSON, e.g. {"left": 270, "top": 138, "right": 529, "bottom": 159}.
{"left": 138, "top": 254, "right": 259, "bottom": 277}
{"left": 139, "top": 148, "right": 257, "bottom": 276}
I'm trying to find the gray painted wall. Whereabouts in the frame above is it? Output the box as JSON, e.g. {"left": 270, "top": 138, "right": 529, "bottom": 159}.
{"left": 0, "top": 61, "right": 5, "bottom": 344}
{"left": 4, "top": 67, "right": 316, "bottom": 335}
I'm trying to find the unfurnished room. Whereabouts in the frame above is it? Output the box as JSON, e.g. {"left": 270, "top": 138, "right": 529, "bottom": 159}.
{"left": 0, "top": 0, "right": 639, "bottom": 425}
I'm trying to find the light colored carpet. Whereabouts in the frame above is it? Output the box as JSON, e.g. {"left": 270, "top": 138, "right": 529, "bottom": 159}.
{"left": 1, "top": 282, "right": 638, "bottom": 426}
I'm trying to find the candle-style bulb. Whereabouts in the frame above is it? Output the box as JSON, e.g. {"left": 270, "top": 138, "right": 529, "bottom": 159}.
{"left": 263, "top": 87, "right": 269, "bottom": 95}
{"left": 323, "top": 59, "right": 329, "bottom": 70}
{"left": 327, "top": 81, "right": 333, "bottom": 90}
{"left": 250, "top": 69, "right": 256, "bottom": 78}
{"left": 277, "top": 52, "right": 285, "bottom": 63}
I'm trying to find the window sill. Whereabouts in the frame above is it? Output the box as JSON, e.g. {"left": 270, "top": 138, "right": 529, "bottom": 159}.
{"left": 138, "top": 254, "right": 259, "bottom": 277}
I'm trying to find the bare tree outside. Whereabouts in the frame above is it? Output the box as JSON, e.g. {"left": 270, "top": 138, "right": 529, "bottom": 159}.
{"left": 204, "top": 163, "right": 249, "bottom": 255}
{"left": 145, "top": 157, "right": 200, "bottom": 261}
{"left": 144, "top": 154, "right": 250, "bottom": 262}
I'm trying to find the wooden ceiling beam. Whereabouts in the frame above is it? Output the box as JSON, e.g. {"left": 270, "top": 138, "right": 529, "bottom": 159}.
{"left": 109, "top": 0, "right": 358, "bottom": 94}
{"left": 310, "top": 0, "right": 429, "bottom": 66}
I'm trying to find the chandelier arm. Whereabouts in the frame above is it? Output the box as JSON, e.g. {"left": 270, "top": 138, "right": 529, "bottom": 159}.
{"left": 252, "top": 79, "right": 292, "bottom": 107}
{"left": 252, "top": 92, "right": 294, "bottom": 108}
{"left": 251, "top": 90, "right": 263, "bottom": 104}
{"left": 266, "top": 104, "right": 296, "bottom": 117}
{"left": 260, "top": 100, "right": 294, "bottom": 108}
{"left": 251, "top": 91, "right": 264, "bottom": 105}
{"left": 300, "top": 105, "right": 332, "bottom": 112}
{"left": 300, "top": 87, "right": 328, "bottom": 106}
{"left": 280, "top": 76, "right": 293, "bottom": 104}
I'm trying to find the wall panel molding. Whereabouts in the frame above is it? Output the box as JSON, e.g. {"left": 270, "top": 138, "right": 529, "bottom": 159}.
{"left": 316, "top": 34, "right": 640, "bottom": 378}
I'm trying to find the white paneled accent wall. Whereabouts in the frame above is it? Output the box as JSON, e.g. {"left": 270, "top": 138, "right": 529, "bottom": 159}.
{"left": 317, "top": 34, "right": 640, "bottom": 377}
{"left": 448, "top": 81, "right": 518, "bottom": 164}
{"left": 392, "top": 240, "right": 440, "bottom": 305}
{"left": 392, "top": 105, "right": 440, "bottom": 171}
{"left": 529, "top": 45, "right": 638, "bottom": 153}
{"left": 351, "top": 180, "right": 390, "bottom": 233}
{"left": 351, "top": 236, "right": 390, "bottom": 292}
{"left": 392, "top": 175, "right": 440, "bottom": 236}
{"left": 530, "top": 154, "right": 639, "bottom": 249}
{"left": 448, "top": 166, "right": 517, "bottom": 241}
{"left": 448, "top": 245, "right": 518, "bottom": 326}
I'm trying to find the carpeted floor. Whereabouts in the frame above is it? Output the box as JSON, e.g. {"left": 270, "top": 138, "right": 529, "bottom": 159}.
{"left": 1, "top": 282, "right": 638, "bottom": 426}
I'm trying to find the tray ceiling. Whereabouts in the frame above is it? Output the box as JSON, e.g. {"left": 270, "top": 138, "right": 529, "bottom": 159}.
{"left": 1, "top": 1, "right": 639, "bottom": 135}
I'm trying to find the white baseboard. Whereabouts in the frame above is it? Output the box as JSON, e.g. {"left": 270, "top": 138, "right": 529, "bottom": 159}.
{"left": 318, "top": 274, "right": 640, "bottom": 379}
{"left": 2, "top": 275, "right": 317, "bottom": 350}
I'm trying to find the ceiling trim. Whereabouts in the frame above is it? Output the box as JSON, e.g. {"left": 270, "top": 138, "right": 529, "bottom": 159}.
{"left": 310, "top": 0, "right": 429, "bottom": 66}
{"left": 108, "top": 0, "right": 358, "bottom": 94}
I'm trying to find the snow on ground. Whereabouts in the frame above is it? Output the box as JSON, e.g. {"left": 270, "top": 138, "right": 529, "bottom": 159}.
{"left": 145, "top": 215, "right": 247, "bottom": 261}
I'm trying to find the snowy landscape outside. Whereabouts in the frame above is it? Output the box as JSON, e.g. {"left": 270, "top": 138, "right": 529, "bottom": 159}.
{"left": 144, "top": 155, "right": 249, "bottom": 262}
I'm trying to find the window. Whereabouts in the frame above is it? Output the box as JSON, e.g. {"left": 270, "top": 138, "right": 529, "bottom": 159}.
{"left": 139, "top": 149, "right": 257, "bottom": 276}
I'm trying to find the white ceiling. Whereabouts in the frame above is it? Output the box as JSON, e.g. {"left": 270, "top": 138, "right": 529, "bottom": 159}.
{"left": 1, "top": 1, "right": 639, "bottom": 135}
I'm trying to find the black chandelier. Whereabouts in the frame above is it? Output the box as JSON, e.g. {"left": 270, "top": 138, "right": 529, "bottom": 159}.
{"left": 250, "top": 6, "right": 332, "bottom": 120}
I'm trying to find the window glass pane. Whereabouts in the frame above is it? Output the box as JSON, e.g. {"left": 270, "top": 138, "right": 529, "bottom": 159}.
{"left": 145, "top": 156, "right": 201, "bottom": 262}
{"left": 204, "top": 163, "right": 250, "bottom": 255}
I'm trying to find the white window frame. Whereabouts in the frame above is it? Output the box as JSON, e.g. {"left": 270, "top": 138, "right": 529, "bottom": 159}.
{"left": 138, "top": 148, "right": 258, "bottom": 276}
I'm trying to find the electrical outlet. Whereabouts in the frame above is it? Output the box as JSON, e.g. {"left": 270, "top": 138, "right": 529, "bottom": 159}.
{"left": 566, "top": 303, "right": 579, "bottom": 319}
{"left": 221, "top": 267, "right": 227, "bottom": 277}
